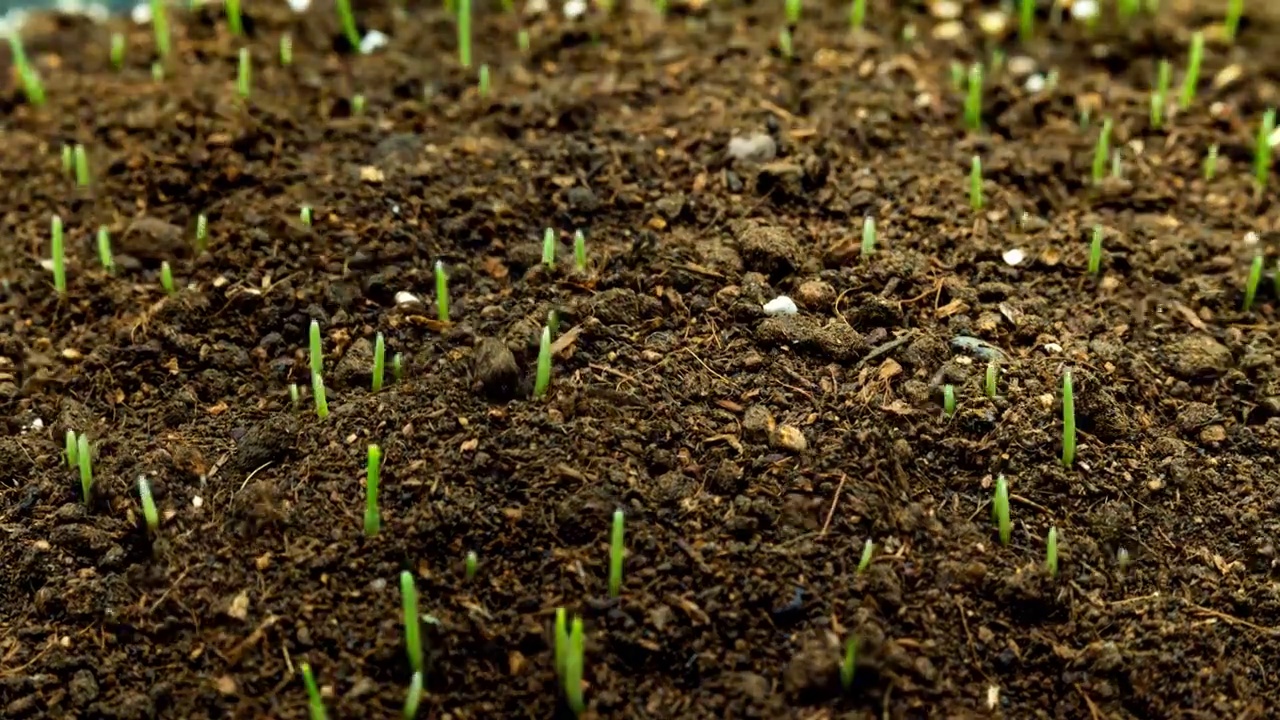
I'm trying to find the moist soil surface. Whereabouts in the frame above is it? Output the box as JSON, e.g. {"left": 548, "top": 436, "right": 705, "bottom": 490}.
{"left": 3, "top": 1, "right": 1280, "bottom": 718}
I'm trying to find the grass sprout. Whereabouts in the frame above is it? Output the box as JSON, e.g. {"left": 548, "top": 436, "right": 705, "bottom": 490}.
{"left": 227, "top": 0, "right": 243, "bottom": 36}
{"left": 1046, "top": 526, "right": 1059, "bottom": 578}
{"left": 964, "top": 63, "right": 982, "bottom": 131}
{"left": 300, "top": 205, "right": 313, "bottom": 226}
{"left": 1018, "top": 0, "right": 1033, "bottom": 41}
{"left": 1179, "top": 31, "right": 1204, "bottom": 109}
{"left": 984, "top": 359, "right": 997, "bottom": 398}
{"left": 465, "top": 551, "right": 478, "bottom": 580}
{"left": 300, "top": 663, "right": 328, "bottom": 720}
{"left": 1204, "top": 144, "right": 1219, "bottom": 180}
{"left": 195, "top": 213, "right": 208, "bottom": 253}
{"left": 993, "top": 474, "right": 1010, "bottom": 545}
{"left": 138, "top": 475, "right": 159, "bottom": 533}
{"left": 289, "top": 383, "right": 299, "bottom": 407}
{"left": 337, "top": 0, "right": 362, "bottom": 52}
{"left": 435, "top": 260, "right": 450, "bottom": 322}
{"left": 943, "top": 384, "right": 955, "bottom": 416}
{"left": 1224, "top": 0, "right": 1243, "bottom": 42}
{"left": 542, "top": 228, "right": 556, "bottom": 268}
{"left": 65, "top": 429, "right": 78, "bottom": 468}
{"left": 1244, "top": 253, "right": 1264, "bottom": 311}
{"left": 553, "top": 608, "right": 568, "bottom": 677}
{"left": 97, "top": 226, "right": 113, "bottom": 273}
{"left": 860, "top": 216, "right": 876, "bottom": 257}
{"left": 1091, "top": 118, "right": 1113, "bottom": 185}
{"left": 969, "top": 156, "right": 984, "bottom": 210}
{"left": 459, "top": 0, "right": 472, "bottom": 68}
{"left": 352, "top": 94, "right": 365, "bottom": 115}
{"left": 61, "top": 144, "right": 72, "bottom": 176}
{"left": 1255, "top": 108, "right": 1275, "bottom": 191}
{"left": 403, "top": 671, "right": 423, "bottom": 720}
{"left": 401, "top": 570, "right": 423, "bottom": 673}
{"left": 564, "top": 617, "right": 585, "bottom": 714}
{"left": 152, "top": 61, "right": 164, "bottom": 82}
{"left": 608, "top": 509, "right": 625, "bottom": 598}
{"left": 78, "top": 433, "right": 93, "bottom": 505}
{"left": 479, "top": 64, "right": 490, "bottom": 98}
{"left": 547, "top": 309, "right": 560, "bottom": 341}
{"left": 309, "top": 320, "right": 322, "bottom": 377}
{"left": 849, "top": 0, "right": 865, "bottom": 30}
{"left": 161, "top": 262, "right": 176, "bottom": 294}
{"left": 534, "top": 326, "right": 552, "bottom": 398}
{"left": 1062, "top": 370, "right": 1076, "bottom": 467}
{"left": 1088, "top": 225, "right": 1103, "bottom": 275}
{"left": 840, "top": 635, "right": 859, "bottom": 691}
{"left": 237, "top": 47, "right": 251, "bottom": 99}
{"left": 110, "top": 32, "right": 125, "bottom": 70}
{"left": 364, "top": 444, "right": 382, "bottom": 536}
{"left": 151, "top": 0, "right": 170, "bottom": 58}
{"left": 313, "top": 374, "right": 329, "bottom": 419}
{"left": 73, "top": 144, "right": 90, "bottom": 187}
{"left": 573, "top": 230, "right": 587, "bottom": 273}
{"left": 856, "top": 538, "right": 873, "bottom": 574}
{"left": 785, "top": 0, "right": 800, "bottom": 26}
{"left": 9, "top": 34, "right": 46, "bottom": 106}
{"left": 518, "top": 28, "right": 530, "bottom": 53}
{"left": 778, "top": 28, "right": 792, "bottom": 60}
{"left": 281, "top": 33, "right": 293, "bottom": 66}
{"left": 372, "top": 332, "right": 386, "bottom": 392}
{"left": 393, "top": 352, "right": 404, "bottom": 383}
{"left": 1151, "top": 59, "right": 1170, "bottom": 129}
{"left": 51, "top": 215, "right": 65, "bottom": 295}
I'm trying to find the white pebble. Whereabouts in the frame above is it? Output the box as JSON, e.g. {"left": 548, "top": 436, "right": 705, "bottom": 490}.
{"left": 1002, "top": 248, "right": 1026, "bottom": 266}
{"left": 130, "top": 2, "right": 150, "bottom": 23}
{"left": 287, "top": 0, "right": 311, "bottom": 11}
{"left": 1024, "top": 74, "right": 1045, "bottom": 93}
{"left": 762, "top": 296, "right": 798, "bottom": 316}
{"left": 192, "top": 495, "right": 204, "bottom": 508}
{"left": 395, "top": 291, "right": 423, "bottom": 307}
{"left": 1071, "top": 0, "right": 1099, "bottom": 21}
{"left": 563, "top": 0, "right": 587, "bottom": 19}
{"left": 359, "top": 30, "right": 389, "bottom": 55}
{"left": 1244, "top": 231, "right": 1260, "bottom": 247}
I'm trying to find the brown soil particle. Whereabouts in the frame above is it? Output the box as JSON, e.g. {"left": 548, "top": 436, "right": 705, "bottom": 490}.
{"left": 3, "top": 1, "right": 1280, "bottom": 718}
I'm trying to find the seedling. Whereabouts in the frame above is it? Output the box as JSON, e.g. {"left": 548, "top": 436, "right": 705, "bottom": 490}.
{"left": 1254, "top": 108, "right": 1275, "bottom": 191}
{"left": 1179, "top": 31, "right": 1204, "bottom": 109}
{"left": 289, "top": 383, "right": 299, "bottom": 407}
{"left": 364, "top": 444, "right": 381, "bottom": 536}
{"left": 1243, "top": 254, "right": 1264, "bottom": 311}
{"left": 313, "top": 374, "right": 329, "bottom": 419}
{"left": 1224, "top": 0, "right": 1243, "bottom": 42}
{"left": 1018, "top": 0, "right": 1033, "bottom": 41}
{"left": 300, "top": 663, "right": 329, "bottom": 720}
{"left": 138, "top": 476, "right": 159, "bottom": 533}
{"left": 478, "top": 64, "right": 490, "bottom": 98}
{"left": 1117, "top": 547, "right": 1131, "bottom": 571}
{"left": 77, "top": 433, "right": 93, "bottom": 505}
{"left": 1045, "top": 526, "right": 1059, "bottom": 578}
{"left": 1204, "top": 144, "right": 1219, "bottom": 180}
{"left": 73, "top": 144, "right": 90, "bottom": 187}
{"left": 351, "top": 94, "right": 365, "bottom": 116}
{"left": 97, "top": 227, "right": 113, "bottom": 273}
{"left": 465, "top": 551, "right": 478, "bottom": 580}
{"left": 151, "top": 0, "right": 170, "bottom": 58}
{"left": 949, "top": 62, "right": 964, "bottom": 90}
{"left": 393, "top": 352, "right": 404, "bottom": 383}
{"left": 1088, "top": 225, "right": 1103, "bottom": 276}
{"left": 534, "top": 326, "right": 552, "bottom": 398}
{"left": 1061, "top": 370, "right": 1076, "bottom": 467}
{"left": 110, "top": 33, "right": 125, "bottom": 70}
{"left": 227, "top": 0, "right": 243, "bottom": 36}
{"left": 547, "top": 309, "right": 560, "bottom": 341}
{"left": 942, "top": 384, "right": 955, "bottom": 416}
{"left": 856, "top": 538, "right": 873, "bottom": 574}
{"left": 403, "top": 672, "right": 423, "bottom": 720}
{"left": 152, "top": 62, "right": 164, "bottom": 82}
{"left": 849, "top": 0, "right": 865, "bottom": 30}
{"left": 309, "top": 320, "right": 323, "bottom": 377}
{"left": 964, "top": 63, "right": 983, "bottom": 131}
{"left": 435, "top": 261, "right": 450, "bottom": 322}
{"left": 840, "top": 635, "right": 859, "bottom": 690}
{"left": 61, "top": 144, "right": 72, "bottom": 177}
{"left": 280, "top": 34, "right": 293, "bottom": 66}
{"left": 785, "top": 0, "right": 800, "bottom": 26}
{"left": 992, "top": 474, "right": 1010, "bottom": 545}
{"left": 237, "top": 48, "right": 251, "bottom": 99}
{"left": 608, "top": 509, "right": 625, "bottom": 598}
{"left": 65, "top": 429, "right": 78, "bottom": 468}
{"left": 1091, "top": 118, "right": 1113, "bottom": 185}
{"left": 543, "top": 228, "right": 556, "bottom": 268}
{"left": 778, "top": 28, "right": 793, "bottom": 60}
{"left": 573, "top": 230, "right": 587, "bottom": 273}
{"left": 9, "top": 34, "right": 46, "bottom": 106}
{"left": 860, "top": 216, "right": 876, "bottom": 257}
{"left": 984, "top": 359, "right": 997, "bottom": 398}
{"left": 459, "top": 0, "right": 472, "bottom": 68}
{"left": 969, "top": 156, "right": 984, "bottom": 210}
{"left": 51, "top": 215, "right": 65, "bottom": 295}
{"left": 401, "top": 570, "right": 423, "bottom": 673}
{"left": 564, "top": 617, "right": 585, "bottom": 714}
{"left": 372, "top": 333, "right": 386, "bottom": 392}
{"left": 517, "top": 29, "right": 530, "bottom": 53}
{"left": 1118, "top": 0, "right": 1139, "bottom": 23}
{"left": 1079, "top": 107, "right": 1091, "bottom": 129}
{"left": 300, "top": 205, "right": 313, "bottom": 226}
{"left": 336, "top": 0, "right": 362, "bottom": 51}
{"left": 161, "top": 262, "right": 175, "bottom": 295}
{"left": 1151, "top": 59, "right": 1170, "bottom": 129}
{"left": 195, "top": 213, "right": 208, "bottom": 253}
{"left": 1111, "top": 150, "right": 1123, "bottom": 179}
{"left": 553, "top": 608, "right": 568, "bottom": 676}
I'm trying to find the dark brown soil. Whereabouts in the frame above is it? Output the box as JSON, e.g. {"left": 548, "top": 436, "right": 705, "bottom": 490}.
{"left": 3, "top": 0, "right": 1280, "bottom": 717}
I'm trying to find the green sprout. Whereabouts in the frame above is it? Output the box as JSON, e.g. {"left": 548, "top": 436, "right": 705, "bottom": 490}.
{"left": 151, "top": 0, "right": 170, "bottom": 58}
{"left": 160, "top": 261, "right": 175, "bottom": 295}
{"left": 403, "top": 672, "right": 423, "bottom": 720}
{"left": 1118, "top": 0, "right": 1139, "bottom": 23}
{"left": 1224, "top": 0, "right": 1243, "bottom": 42}
{"left": 364, "top": 444, "right": 382, "bottom": 536}
{"left": 784, "top": 0, "right": 800, "bottom": 26}
{"left": 352, "top": 94, "right": 365, "bottom": 116}
{"left": 860, "top": 216, "right": 876, "bottom": 257}
{"left": 778, "top": 28, "right": 792, "bottom": 60}
{"left": 9, "top": 34, "right": 46, "bottom": 106}
{"left": 969, "top": 156, "right": 984, "bottom": 210}
{"left": 608, "top": 509, "right": 625, "bottom": 598}
{"left": 336, "top": 0, "right": 362, "bottom": 52}
{"left": 942, "top": 384, "right": 955, "bottom": 417}
{"left": 534, "top": 326, "right": 552, "bottom": 398}
{"left": 281, "top": 34, "right": 293, "bottom": 66}
{"left": 237, "top": 47, "right": 251, "bottom": 99}
{"left": 849, "top": 0, "right": 865, "bottom": 30}
{"left": 1018, "top": 0, "right": 1033, "bottom": 41}
{"left": 138, "top": 476, "right": 159, "bottom": 534}
{"left": 65, "top": 429, "right": 78, "bottom": 468}
{"left": 564, "top": 617, "right": 585, "bottom": 714}
{"left": 152, "top": 62, "right": 164, "bottom": 82}
{"left": 1255, "top": 108, "right": 1275, "bottom": 191}
{"left": 393, "top": 352, "right": 404, "bottom": 383}
{"left": 1088, "top": 225, "right": 1103, "bottom": 276}
{"left": 1151, "top": 59, "right": 1170, "bottom": 129}
{"left": 856, "top": 538, "right": 873, "bottom": 574}
{"left": 1091, "top": 118, "right": 1113, "bottom": 185}
{"left": 401, "top": 570, "right": 423, "bottom": 673}
{"left": 1117, "top": 547, "right": 1131, "bottom": 571}
{"left": 289, "top": 383, "right": 300, "bottom": 407}
{"left": 553, "top": 608, "right": 568, "bottom": 677}
{"left": 1179, "top": 31, "right": 1204, "bottom": 109}
{"left": 1062, "top": 370, "right": 1076, "bottom": 467}
{"left": 227, "top": 0, "right": 243, "bottom": 36}
{"left": 964, "top": 63, "right": 983, "bottom": 131}
{"left": 989, "top": 49, "right": 1004, "bottom": 75}
{"left": 840, "top": 635, "right": 859, "bottom": 691}
{"left": 97, "top": 226, "right": 113, "bottom": 273}
{"left": 1111, "top": 150, "right": 1122, "bottom": 179}
{"left": 309, "top": 319, "right": 323, "bottom": 377}
{"left": 573, "top": 230, "right": 587, "bottom": 273}
{"left": 300, "top": 663, "right": 329, "bottom": 720}
{"left": 313, "top": 374, "right": 329, "bottom": 419}
{"left": 110, "top": 32, "right": 125, "bottom": 70}
{"left": 948, "top": 61, "right": 964, "bottom": 90}
{"left": 984, "top": 359, "right": 998, "bottom": 398}
{"left": 51, "top": 215, "right": 65, "bottom": 295}
{"left": 300, "top": 205, "right": 313, "bottom": 226}
{"left": 992, "top": 474, "right": 1010, "bottom": 545}
{"left": 542, "top": 228, "right": 556, "bottom": 268}
{"left": 435, "top": 261, "right": 450, "bottom": 322}
{"left": 1244, "top": 254, "right": 1264, "bottom": 311}
{"left": 61, "top": 144, "right": 72, "bottom": 177}
{"left": 547, "top": 309, "right": 560, "bottom": 341}
{"left": 195, "top": 213, "right": 208, "bottom": 253}
{"left": 372, "top": 332, "right": 386, "bottom": 392}
{"left": 458, "top": 0, "right": 472, "bottom": 68}
{"left": 1079, "top": 107, "right": 1091, "bottom": 129}
{"left": 478, "top": 64, "right": 490, "bottom": 98}
{"left": 465, "top": 551, "right": 478, "bottom": 580}
{"left": 1045, "top": 526, "right": 1059, "bottom": 578}
{"left": 73, "top": 144, "right": 90, "bottom": 187}
{"left": 78, "top": 433, "right": 93, "bottom": 506}
{"left": 1204, "top": 144, "right": 1219, "bottom": 180}
{"left": 517, "top": 29, "right": 530, "bottom": 53}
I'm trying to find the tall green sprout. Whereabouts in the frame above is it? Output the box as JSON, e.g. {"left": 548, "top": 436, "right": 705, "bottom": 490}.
{"left": 534, "top": 326, "right": 552, "bottom": 397}
{"left": 227, "top": 0, "right": 243, "bottom": 36}
{"left": 1091, "top": 118, "right": 1113, "bottom": 185}
{"left": 138, "top": 476, "right": 159, "bottom": 534}
{"left": 992, "top": 474, "right": 1010, "bottom": 545}
{"left": 564, "top": 617, "right": 585, "bottom": 714}
{"left": 1255, "top": 108, "right": 1275, "bottom": 192}
{"left": 1018, "top": 0, "right": 1033, "bottom": 41}
{"left": 849, "top": 0, "right": 865, "bottom": 29}
{"left": 78, "top": 433, "right": 93, "bottom": 506}
{"left": 969, "top": 156, "right": 984, "bottom": 210}
{"left": 964, "top": 63, "right": 983, "bottom": 131}
{"left": 372, "top": 332, "right": 386, "bottom": 392}
{"left": 401, "top": 571, "right": 423, "bottom": 673}
{"left": 337, "top": 0, "right": 362, "bottom": 51}
{"left": 553, "top": 608, "right": 568, "bottom": 677}
{"left": 784, "top": 0, "right": 800, "bottom": 26}
{"left": 1243, "top": 254, "right": 1264, "bottom": 311}
{"left": 309, "top": 320, "right": 323, "bottom": 377}
{"left": 1151, "top": 59, "right": 1170, "bottom": 129}
{"left": 1179, "top": 31, "right": 1204, "bottom": 109}
{"left": 435, "top": 261, "right": 450, "bottom": 322}
{"left": 403, "top": 672, "right": 423, "bottom": 719}
{"left": 1088, "top": 225, "right": 1103, "bottom": 276}
{"left": 151, "top": 0, "right": 170, "bottom": 59}
{"left": 459, "top": 0, "right": 472, "bottom": 68}
{"left": 51, "top": 215, "right": 65, "bottom": 295}
{"left": 364, "top": 444, "right": 381, "bottom": 536}
{"left": 300, "top": 663, "right": 329, "bottom": 720}
{"left": 1061, "top": 371, "right": 1076, "bottom": 467}
{"left": 237, "top": 48, "right": 251, "bottom": 99}
{"left": 8, "top": 34, "right": 46, "bottom": 106}
{"left": 608, "top": 509, "right": 625, "bottom": 598}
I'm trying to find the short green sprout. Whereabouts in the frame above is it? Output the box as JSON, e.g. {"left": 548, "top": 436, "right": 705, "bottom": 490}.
{"left": 313, "top": 374, "right": 329, "bottom": 419}
{"left": 364, "top": 444, "right": 382, "bottom": 536}
{"left": 860, "top": 216, "right": 876, "bottom": 257}
{"left": 1088, "top": 225, "right": 1103, "bottom": 276}
{"left": 372, "top": 332, "right": 386, "bottom": 392}
{"left": 1204, "top": 144, "right": 1219, "bottom": 180}
{"left": 465, "top": 551, "right": 478, "bottom": 580}
{"left": 280, "top": 33, "right": 293, "bottom": 66}
{"left": 547, "top": 309, "right": 560, "bottom": 341}
{"left": 553, "top": 608, "right": 568, "bottom": 676}
{"left": 110, "top": 32, "right": 125, "bottom": 70}
{"left": 608, "top": 509, "right": 625, "bottom": 598}
{"left": 336, "top": 0, "right": 362, "bottom": 51}
{"left": 435, "top": 261, "right": 450, "bottom": 322}
{"left": 227, "top": 0, "right": 243, "bottom": 36}
{"left": 309, "top": 319, "right": 323, "bottom": 377}
{"left": 403, "top": 672, "right": 423, "bottom": 719}
{"left": 195, "top": 213, "right": 208, "bottom": 253}
{"left": 51, "top": 215, "right": 65, "bottom": 295}
{"left": 78, "top": 433, "right": 93, "bottom": 506}
{"left": 984, "top": 359, "right": 997, "bottom": 398}
{"left": 1018, "top": 0, "right": 1033, "bottom": 41}
{"left": 1062, "top": 370, "right": 1076, "bottom": 467}
{"left": 289, "top": 383, "right": 300, "bottom": 407}
{"left": 160, "top": 262, "right": 175, "bottom": 295}
{"left": 949, "top": 61, "right": 964, "bottom": 90}
{"left": 61, "top": 144, "right": 72, "bottom": 177}
{"left": 65, "top": 429, "right": 78, "bottom": 468}
{"left": 1224, "top": 0, "right": 1243, "bottom": 42}
{"left": 9, "top": 34, "right": 46, "bottom": 106}
{"left": 517, "top": 29, "right": 530, "bottom": 53}
{"left": 1045, "top": 526, "right": 1059, "bottom": 578}
{"left": 73, "top": 144, "right": 90, "bottom": 187}
{"left": 573, "top": 230, "right": 587, "bottom": 273}
{"left": 1151, "top": 59, "right": 1170, "bottom": 129}
{"left": 1117, "top": 547, "right": 1131, "bottom": 571}
{"left": 300, "top": 663, "right": 328, "bottom": 720}
{"left": 151, "top": 0, "right": 170, "bottom": 58}
{"left": 458, "top": 0, "right": 472, "bottom": 68}
{"left": 478, "top": 65, "right": 490, "bottom": 98}
{"left": 993, "top": 474, "right": 1010, "bottom": 545}
{"left": 564, "top": 617, "right": 585, "bottom": 714}
{"left": 237, "top": 47, "right": 251, "bottom": 99}
{"left": 849, "top": 0, "right": 865, "bottom": 29}
{"left": 542, "top": 228, "right": 556, "bottom": 268}
{"left": 152, "top": 62, "right": 164, "bottom": 82}
{"left": 856, "top": 538, "right": 873, "bottom": 574}
{"left": 300, "top": 205, "right": 313, "bottom": 226}
{"left": 964, "top": 63, "right": 983, "bottom": 131}
{"left": 784, "top": 0, "right": 800, "bottom": 26}
{"left": 138, "top": 475, "right": 159, "bottom": 533}
{"left": 97, "top": 226, "right": 113, "bottom": 273}
{"left": 778, "top": 28, "right": 792, "bottom": 60}
{"left": 969, "top": 156, "right": 984, "bottom": 210}
{"left": 351, "top": 94, "right": 365, "bottom": 116}
{"left": 1091, "top": 118, "right": 1113, "bottom": 185}
{"left": 840, "top": 635, "right": 859, "bottom": 690}
{"left": 1244, "top": 254, "right": 1264, "bottom": 311}
{"left": 393, "top": 352, "right": 404, "bottom": 383}
{"left": 942, "top": 384, "right": 955, "bottom": 416}
{"left": 534, "top": 326, "right": 552, "bottom": 398}
{"left": 1110, "top": 150, "right": 1123, "bottom": 180}
{"left": 1255, "top": 108, "right": 1275, "bottom": 191}
{"left": 1179, "top": 31, "right": 1204, "bottom": 109}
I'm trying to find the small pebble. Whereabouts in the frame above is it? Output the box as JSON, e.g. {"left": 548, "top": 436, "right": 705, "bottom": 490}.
{"left": 359, "top": 30, "right": 389, "bottom": 54}
{"left": 762, "top": 296, "right": 798, "bottom": 316}
{"left": 1002, "top": 249, "right": 1026, "bottom": 266}
{"left": 771, "top": 425, "right": 808, "bottom": 453}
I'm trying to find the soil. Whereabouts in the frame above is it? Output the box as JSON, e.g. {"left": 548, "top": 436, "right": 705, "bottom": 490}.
{"left": 3, "top": 0, "right": 1280, "bottom": 718}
